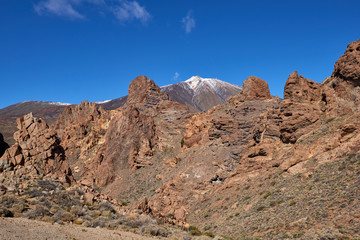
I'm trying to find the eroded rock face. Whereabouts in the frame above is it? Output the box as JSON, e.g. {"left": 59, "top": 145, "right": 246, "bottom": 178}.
{"left": 102, "top": 76, "right": 167, "bottom": 172}
{"left": 145, "top": 76, "right": 282, "bottom": 226}
{"left": 126, "top": 75, "right": 170, "bottom": 106}
{"left": 55, "top": 101, "right": 109, "bottom": 154}
{"left": 55, "top": 100, "right": 111, "bottom": 183}
{"left": 332, "top": 39, "right": 360, "bottom": 84}
{"left": 82, "top": 76, "right": 183, "bottom": 187}
{"left": 279, "top": 71, "right": 323, "bottom": 143}
{"left": 322, "top": 39, "right": 360, "bottom": 114}
{"left": 184, "top": 76, "right": 276, "bottom": 149}
{"left": 241, "top": 76, "right": 272, "bottom": 100}
{"left": 0, "top": 113, "right": 73, "bottom": 183}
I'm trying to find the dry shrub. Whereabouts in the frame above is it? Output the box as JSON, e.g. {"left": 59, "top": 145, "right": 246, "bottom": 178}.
{"left": 25, "top": 205, "right": 51, "bottom": 219}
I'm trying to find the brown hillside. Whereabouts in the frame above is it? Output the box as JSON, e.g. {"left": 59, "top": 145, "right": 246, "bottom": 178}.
{"left": 1, "top": 39, "right": 360, "bottom": 239}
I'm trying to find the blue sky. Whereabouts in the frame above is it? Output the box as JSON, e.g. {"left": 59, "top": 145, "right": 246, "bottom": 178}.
{"left": 1, "top": 0, "right": 360, "bottom": 109}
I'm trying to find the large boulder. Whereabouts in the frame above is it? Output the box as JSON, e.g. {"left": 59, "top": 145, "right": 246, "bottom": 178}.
{"left": 241, "top": 76, "right": 272, "bottom": 100}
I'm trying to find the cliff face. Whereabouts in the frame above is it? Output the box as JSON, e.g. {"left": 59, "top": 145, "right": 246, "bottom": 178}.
{"left": 332, "top": 39, "right": 360, "bottom": 84}
{"left": 76, "top": 76, "right": 192, "bottom": 191}
{"left": 279, "top": 71, "right": 323, "bottom": 144}
{"left": 1, "top": 40, "right": 360, "bottom": 239}
{"left": 135, "top": 40, "right": 360, "bottom": 238}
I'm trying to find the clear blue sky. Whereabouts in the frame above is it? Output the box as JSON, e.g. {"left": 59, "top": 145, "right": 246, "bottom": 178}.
{"left": 1, "top": 0, "right": 360, "bottom": 109}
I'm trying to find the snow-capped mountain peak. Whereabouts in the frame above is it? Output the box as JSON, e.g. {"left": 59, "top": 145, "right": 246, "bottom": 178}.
{"left": 184, "top": 76, "right": 242, "bottom": 93}
{"left": 185, "top": 76, "right": 203, "bottom": 89}
{"left": 185, "top": 76, "right": 220, "bottom": 90}
{"left": 161, "top": 76, "right": 243, "bottom": 111}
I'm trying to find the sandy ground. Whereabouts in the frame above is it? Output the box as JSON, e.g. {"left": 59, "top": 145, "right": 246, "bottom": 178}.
{"left": 0, "top": 217, "right": 156, "bottom": 240}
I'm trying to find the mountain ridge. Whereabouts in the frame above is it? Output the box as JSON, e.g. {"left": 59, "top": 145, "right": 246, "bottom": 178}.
{"left": 0, "top": 77, "right": 242, "bottom": 145}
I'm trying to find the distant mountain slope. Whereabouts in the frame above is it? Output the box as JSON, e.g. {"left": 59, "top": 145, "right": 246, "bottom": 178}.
{"left": 99, "top": 96, "right": 127, "bottom": 110}
{"left": 0, "top": 101, "right": 71, "bottom": 146}
{"left": 161, "top": 76, "right": 242, "bottom": 111}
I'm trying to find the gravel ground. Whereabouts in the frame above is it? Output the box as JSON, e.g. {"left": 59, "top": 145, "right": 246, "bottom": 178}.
{"left": 0, "top": 217, "right": 156, "bottom": 240}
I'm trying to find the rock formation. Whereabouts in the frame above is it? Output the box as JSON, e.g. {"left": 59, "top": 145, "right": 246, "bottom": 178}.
{"left": 0, "top": 113, "right": 73, "bottom": 183}
{"left": 80, "top": 76, "right": 190, "bottom": 188}
{"left": 332, "top": 39, "right": 360, "bottom": 84}
{"left": 1, "top": 40, "right": 360, "bottom": 239}
{"left": 279, "top": 71, "right": 323, "bottom": 143}
{"left": 126, "top": 75, "right": 170, "bottom": 106}
{"left": 134, "top": 40, "right": 360, "bottom": 238}
{"left": 54, "top": 100, "right": 112, "bottom": 183}
{"left": 241, "top": 76, "right": 272, "bottom": 101}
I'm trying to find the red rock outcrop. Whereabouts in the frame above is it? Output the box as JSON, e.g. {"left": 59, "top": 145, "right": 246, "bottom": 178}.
{"left": 241, "top": 76, "right": 272, "bottom": 101}
{"left": 0, "top": 113, "right": 73, "bottom": 183}
{"left": 53, "top": 101, "right": 112, "bottom": 184}
{"left": 82, "top": 76, "right": 186, "bottom": 187}
{"left": 55, "top": 100, "right": 108, "bottom": 147}
{"left": 332, "top": 39, "right": 360, "bottom": 84}
{"left": 279, "top": 71, "right": 323, "bottom": 143}
{"left": 320, "top": 39, "right": 360, "bottom": 116}
{"left": 104, "top": 76, "right": 167, "bottom": 170}
{"left": 184, "top": 75, "right": 277, "bottom": 149}
{"left": 126, "top": 75, "right": 170, "bottom": 106}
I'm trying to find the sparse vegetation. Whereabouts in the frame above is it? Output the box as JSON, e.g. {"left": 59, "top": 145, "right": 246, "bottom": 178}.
{"left": 188, "top": 225, "right": 201, "bottom": 236}
{"left": 256, "top": 206, "right": 266, "bottom": 211}
{"left": 326, "top": 117, "right": 335, "bottom": 123}
{"left": 118, "top": 199, "right": 128, "bottom": 206}
{"left": 220, "top": 234, "right": 233, "bottom": 240}
{"left": 263, "top": 191, "right": 271, "bottom": 199}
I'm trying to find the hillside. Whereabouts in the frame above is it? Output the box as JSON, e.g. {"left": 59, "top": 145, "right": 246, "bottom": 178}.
{"left": 0, "top": 39, "right": 360, "bottom": 239}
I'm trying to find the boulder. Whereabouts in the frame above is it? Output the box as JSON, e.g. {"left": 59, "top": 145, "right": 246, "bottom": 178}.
{"left": 241, "top": 76, "right": 272, "bottom": 100}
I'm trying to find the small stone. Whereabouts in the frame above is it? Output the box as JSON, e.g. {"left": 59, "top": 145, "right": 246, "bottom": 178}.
{"left": 74, "top": 218, "right": 83, "bottom": 225}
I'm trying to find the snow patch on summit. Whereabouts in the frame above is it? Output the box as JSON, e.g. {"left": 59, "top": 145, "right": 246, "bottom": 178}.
{"left": 184, "top": 76, "right": 242, "bottom": 93}
{"left": 95, "top": 100, "right": 111, "bottom": 104}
